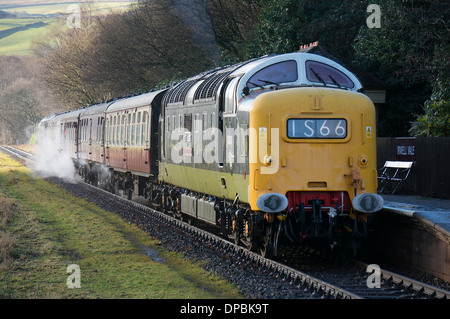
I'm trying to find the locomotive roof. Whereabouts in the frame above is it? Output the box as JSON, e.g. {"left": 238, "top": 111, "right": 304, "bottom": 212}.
{"left": 162, "top": 52, "right": 363, "bottom": 108}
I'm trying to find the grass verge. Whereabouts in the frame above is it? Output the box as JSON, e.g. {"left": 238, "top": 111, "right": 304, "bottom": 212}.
{"left": 0, "top": 152, "right": 241, "bottom": 299}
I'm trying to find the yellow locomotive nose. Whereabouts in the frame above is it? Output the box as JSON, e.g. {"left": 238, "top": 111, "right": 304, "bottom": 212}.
{"left": 249, "top": 86, "right": 378, "bottom": 213}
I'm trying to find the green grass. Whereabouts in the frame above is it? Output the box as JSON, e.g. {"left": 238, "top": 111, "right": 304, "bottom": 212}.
{"left": 0, "top": 18, "right": 55, "bottom": 55}
{"left": 0, "top": 2, "right": 136, "bottom": 55}
{"left": 0, "top": 152, "right": 242, "bottom": 299}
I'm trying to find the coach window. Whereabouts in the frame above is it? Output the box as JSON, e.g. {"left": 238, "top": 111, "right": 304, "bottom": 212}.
{"left": 114, "top": 116, "right": 118, "bottom": 146}
{"left": 131, "top": 113, "right": 136, "bottom": 147}
{"left": 84, "top": 119, "right": 88, "bottom": 142}
{"left": 136, "top": 112, "right": 142, "bottom": 147}
{"left": 96, "top": 118, "right": 100, "bottom": 143}
{"left": 115, "top": 116, "right": 118, "bottom": 146}
{"left": 247, "top": 60, "right": 298, "bottom": 89}
{"left": 97, "top": 117, "right": 101, "bottom": 143}
{"left": 100, "top": 117, "right": 104, "bottom": 143}
{"left": 109, "top": 117, "right": 112, "bottom": 145}
{"left": 100, "top": 117, "right": 103, "bottom": 143}
{"left": 110, "top": 118, "right": 113, "bottom": 146}
{"left": 120, "top": 115, "right": 124, "bottom": 146}
{"left": 80, "top": 120, "right": 83, "bottom": 142}
{"left": 79, "top": 121, "right": 82, "bottom": 142}
{"left": 305, "top": 60, "right": 354, "bottom": 88}
{"left": 96, "top": 118, "right": 99, "bottom": 143}
{"left": 106, "top": 118, "right": 110, "bottom": 145}
{"left": 89, "top": 119, "right": 92, "bottom": 142}
{"left": 126, "top": 114, "right": 131, "bottom": 147}
{"left": 142, "top": 112, "right": 148, "bottom": 148}
{"left": 84, "top": 119, "right": 87, "bottom": 142}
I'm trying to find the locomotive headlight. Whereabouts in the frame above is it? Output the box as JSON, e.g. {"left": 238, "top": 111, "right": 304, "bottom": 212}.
{"left": 257, "top": 193, "right": 289, "bottom": 213}
{"left": 352, "top": 193, "right": 384, "bottom": 213}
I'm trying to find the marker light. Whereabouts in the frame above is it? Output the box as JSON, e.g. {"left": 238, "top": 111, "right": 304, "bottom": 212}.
{"left": 257, "top": 193, "right": 289, "bottom": 213}
{"left": 352, "top": 193, "right": 384, "bottom": 213}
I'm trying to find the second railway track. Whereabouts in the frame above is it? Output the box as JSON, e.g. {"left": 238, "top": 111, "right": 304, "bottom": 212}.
{"left": 1, "top": 145, "right": 449, "bottom": 299}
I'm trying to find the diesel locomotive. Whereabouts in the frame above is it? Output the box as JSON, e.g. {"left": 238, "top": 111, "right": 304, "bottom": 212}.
{"left": 38, "top": 52, "right": 383, "bottom": 257}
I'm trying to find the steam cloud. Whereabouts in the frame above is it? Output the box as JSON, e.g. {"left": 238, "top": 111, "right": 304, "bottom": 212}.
{"left": 32, "top": 133, "right": 76, "bottom": 181}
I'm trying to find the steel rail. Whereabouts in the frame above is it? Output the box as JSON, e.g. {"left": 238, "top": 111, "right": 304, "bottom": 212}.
{"left": 353, "top": 260, "right": 450, "bottom": 299}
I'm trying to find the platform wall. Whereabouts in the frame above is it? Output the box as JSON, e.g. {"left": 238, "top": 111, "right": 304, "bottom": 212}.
{"left": 377, "top": 137, "right": 450, "bottom": 199}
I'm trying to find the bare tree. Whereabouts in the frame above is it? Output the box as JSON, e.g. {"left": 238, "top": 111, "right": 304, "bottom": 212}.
{"left": 204, "top": 0, "right": 261, "bottom": 61}
{"left": 34, "top": 0, "right": 215, "bottom": 109}
{"left": 0, "top": 56, "right": 52, "bottom": 144}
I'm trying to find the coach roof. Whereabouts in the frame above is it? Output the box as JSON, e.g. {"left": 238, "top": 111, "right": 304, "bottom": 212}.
{"left": 106, "top": 90, "right": 166, "bottom": 114}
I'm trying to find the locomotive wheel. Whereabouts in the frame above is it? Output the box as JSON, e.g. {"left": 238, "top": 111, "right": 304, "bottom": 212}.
{"left": 245, "top": 238, "right": 259, "bottom": 252}
{"left": 181, "top": 213, "right": 192, "bottom": 225}
{"left": 260, "top": 224, "right": 274, "bottom": 258}
{"left": 234, "top": 233, "right": 240, "bottom": 246}
{"left": 233, "top": 219, "right": 242, "bottom": 246}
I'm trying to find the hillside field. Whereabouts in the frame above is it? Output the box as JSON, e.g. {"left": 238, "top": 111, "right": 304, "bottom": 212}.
{"left": 0, "top": 18, "right": 54, "bottom": 55}
{"left": 0, "top": 1, "right": 135, "bottom": 55}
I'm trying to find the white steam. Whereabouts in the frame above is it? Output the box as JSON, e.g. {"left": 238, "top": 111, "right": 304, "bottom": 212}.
{"left": 32, "top": 134, "right": 76, "bottom": 181}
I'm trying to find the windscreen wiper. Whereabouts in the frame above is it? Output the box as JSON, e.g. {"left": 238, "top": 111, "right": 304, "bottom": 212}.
{"left": 310, "top": 68, "right": 326, "bottom": 86}
{"left": 257, "top": 79, "right": 279, "bottom": 86}
{"left": 329, "top": 75, "right": 342, "bottom": 88}
{"left": 247, "top": 81, "right": 263, "bottom": 89}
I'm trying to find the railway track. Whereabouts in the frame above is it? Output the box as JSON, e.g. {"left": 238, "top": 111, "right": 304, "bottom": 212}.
{"left": 0, "top": 145, "right": 37, "bottom": 164}
{"left": 1, "top": 145, "right": 449, "bottom": 299}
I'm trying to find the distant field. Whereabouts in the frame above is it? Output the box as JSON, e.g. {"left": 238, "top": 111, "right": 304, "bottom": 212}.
{"left": 1, "top": 2, "right": 136, "bottom": 15}
{"left": 0, "top": 1, "right": 135, "bottom": 55}
{"left": 0, "top": 18, "right": 54, "bottom": 55}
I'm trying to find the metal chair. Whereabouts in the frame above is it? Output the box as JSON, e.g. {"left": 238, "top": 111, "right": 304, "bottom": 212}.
{"left": 377, "top": 161, "right": 414, "bottom": 194}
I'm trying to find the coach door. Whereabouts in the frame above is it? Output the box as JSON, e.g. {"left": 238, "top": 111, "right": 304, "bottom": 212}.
{"left": 105, "top": 113, "right": 127, "bottom": 170}
{"left": 125, "top": 109, "right": 151, "bottom": 174}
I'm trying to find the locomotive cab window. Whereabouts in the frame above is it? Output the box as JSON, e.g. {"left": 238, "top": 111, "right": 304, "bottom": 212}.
{"left": 306, "top": 60, "right": 354, "bottom": 89}
{"left": 287, "top": 118, "right": 347, "bottom": 139}
{"left": 247, "top": 60, "right": 298, "bottom": 88}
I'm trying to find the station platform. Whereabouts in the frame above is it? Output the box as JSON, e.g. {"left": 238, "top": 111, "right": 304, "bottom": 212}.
{"left": 381, "top": 194, "right": 450, "bottom": 238}
{"left": 373, "top": 194, "right": 450, "bottom": 281}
